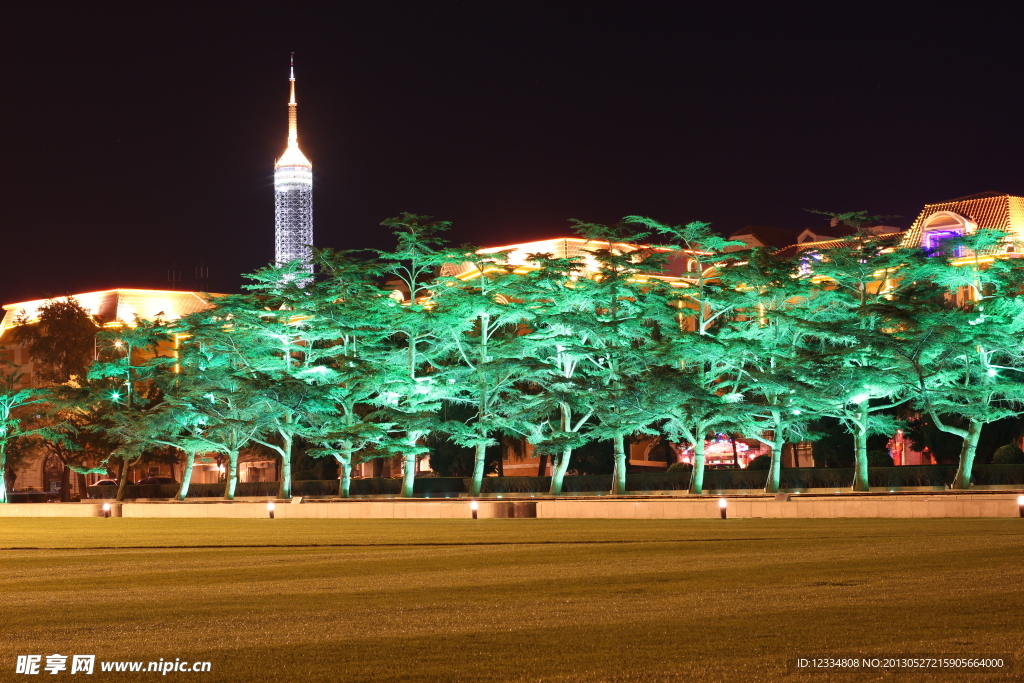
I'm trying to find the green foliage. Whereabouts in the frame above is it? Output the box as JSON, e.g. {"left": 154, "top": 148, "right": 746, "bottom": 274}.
{"left": 0, "top": 365, "right": 60, "bottom": 503}
{"left": 867, "top": 449, "right": 894, "bottom": 467}
{"left": 903, "top": 414, "right": 964, "bottom": 464}
{"left": 977, "top": 417, "right": 1023, "bottom": 464}
{"left": 566, "top": 439, "right": 616, "bottom": 476}
{"left": 17, "top": 210, "right": 1024, "bottom": 503}
{"left": 991, "top": 443, "right": 1024, "bottom": 464}
{"left": 746, "top": 454, "right": 772, "bottom": 470}
{"left": 13, "top": 297, "right": 97, "bottom": 384}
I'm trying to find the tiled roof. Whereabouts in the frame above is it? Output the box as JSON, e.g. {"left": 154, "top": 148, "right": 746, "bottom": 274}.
{"left": 774, "top": 232, "right": 907, "bottom": 259}
{"left": 728, "top": 225, "right": 800, "bottom": 248}
{"left": 899, "top": 193, "right": 1024, "bottom": 248}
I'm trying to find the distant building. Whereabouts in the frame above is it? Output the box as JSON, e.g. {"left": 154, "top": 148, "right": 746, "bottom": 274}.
{"left": 728, "top": 221, "right": 901, "bottom": 251}
{"left": 0, "top": 289, "right": 235, "bottom": 497}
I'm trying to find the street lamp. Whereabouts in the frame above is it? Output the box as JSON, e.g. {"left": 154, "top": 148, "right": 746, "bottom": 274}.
{"left": 718, "top": 497, "right": 728, "bottom": 520}
{"left": 267, "top": 502, "right": 275, "bottom": 519}
{"left": 470, "top": 500, "right": 479, "bottom": 520}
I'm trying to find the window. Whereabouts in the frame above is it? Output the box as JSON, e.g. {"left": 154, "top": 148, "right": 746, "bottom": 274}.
{"left": 921, "top": 211, "right": 973, "bottom": 256}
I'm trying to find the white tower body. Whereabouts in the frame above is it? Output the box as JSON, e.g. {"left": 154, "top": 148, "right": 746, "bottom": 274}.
{"left": 274, "top": 56, "right": 313, "bottom": 273}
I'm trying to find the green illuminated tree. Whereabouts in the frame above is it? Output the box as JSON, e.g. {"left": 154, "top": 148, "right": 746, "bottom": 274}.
{"left": 190, "top": 261, "right": 345, "bottom": 499}
{"left": 791, "top": 212, "right": 934, "bottom": 491}
{"left": 906, "top": 229, "right": 1024, "bottom": 489}
{"left": 0, "top": 366, "right": 59, "bottom": 504}
{"left": 13, "top": 296, "right": 102, "bottom": 497}
{"left": 627, "top": 216, "right": 746, "bottom": 494}
{"left": 499, "top": 251, "right": 600, "bottom": 495}
{"left": 433, "top": 247, "right": 534, "bottom": 496}
{"left": 87, "top": 317, "right": 174, "bottom": 501}
{"left": 375, "top": 214, "right": 455, "bottom": 497}
{"left": 21, "top": 393, "right": 114, "bottom": 501}
{"left": 716, "top": 248, "right": 817, "bottom": 492}
{"left": 160, "top": 315, "right": 277, "bottom": 500}
{"left": 301, "top": 250, "right": 396, "bottom": 498}
{"left": 566, "top": 221, "right": 667, "bottom": 495}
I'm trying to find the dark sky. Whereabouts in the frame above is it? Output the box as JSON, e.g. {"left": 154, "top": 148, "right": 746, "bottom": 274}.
{"left": 3, "top": 2, "right": 1023, "bottom": 301}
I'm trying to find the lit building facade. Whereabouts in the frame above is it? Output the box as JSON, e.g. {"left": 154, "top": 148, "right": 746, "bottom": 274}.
{"left": 0, "top": 289, "right": 254, "bottom": 497}
{"left": 274, "top": 55, "right": 313, "bottom": 273}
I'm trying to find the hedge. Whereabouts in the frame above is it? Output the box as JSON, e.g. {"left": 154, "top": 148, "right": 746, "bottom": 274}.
{"left": 83, "top": 464, "right": 1024, "bottom": 499}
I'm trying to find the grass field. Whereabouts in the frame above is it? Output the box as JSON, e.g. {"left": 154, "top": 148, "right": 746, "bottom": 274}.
{"left": 2, "top": 518, "right": 1023, "bottom": 682}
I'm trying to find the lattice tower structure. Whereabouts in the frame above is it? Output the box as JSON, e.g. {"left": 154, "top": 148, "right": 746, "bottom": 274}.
{"left": 274, "top": 55, "right": 313, "bottom": 274}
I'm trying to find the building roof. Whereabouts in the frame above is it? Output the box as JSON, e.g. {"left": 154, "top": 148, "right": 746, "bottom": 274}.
{"left": 0, "top": 289, "right": 222, "bottom": 341}
{"left": 900, "top": 192, "right": 1024, "bottom": 248}
{"left": 774, "top": 231, "right": 907, "bottom": 259}
{"left": 442, "top": 236, "right": 697, "bottom": 279}
{"left": 728, "top": 225, "right": 800, "bottom": 248}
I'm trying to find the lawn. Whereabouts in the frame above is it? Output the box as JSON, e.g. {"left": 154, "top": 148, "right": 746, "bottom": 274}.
{"left": 1, "top": 518, "right": 1022, "bottom": 682}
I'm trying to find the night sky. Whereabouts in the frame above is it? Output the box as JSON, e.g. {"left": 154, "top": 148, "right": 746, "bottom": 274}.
{"left": 3, "top": 3, "right": 1023, "bottom": 301}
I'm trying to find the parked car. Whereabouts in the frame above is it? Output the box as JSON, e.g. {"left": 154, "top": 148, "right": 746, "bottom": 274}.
{"left": 137, "top": 476, "right": 177, "bottom": 485}
{"left": 93, "top": 479, "right": 123, "bottom": 486}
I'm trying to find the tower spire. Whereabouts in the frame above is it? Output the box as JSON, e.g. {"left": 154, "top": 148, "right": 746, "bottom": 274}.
{"left": 288, "top": 52, "right": 298, "bottom": 147}
{"left": 274, "top": 52, "right": 313, "bottom": 276}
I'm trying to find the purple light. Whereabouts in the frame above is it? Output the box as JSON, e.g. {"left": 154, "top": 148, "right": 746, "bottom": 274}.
{"left": 925, "top": 229, "right": 963, "bottom": 255}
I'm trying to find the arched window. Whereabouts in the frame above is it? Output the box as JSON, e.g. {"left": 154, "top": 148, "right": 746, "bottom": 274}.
{"left": 920, "top": 211, "right": 974, "bottom": 255}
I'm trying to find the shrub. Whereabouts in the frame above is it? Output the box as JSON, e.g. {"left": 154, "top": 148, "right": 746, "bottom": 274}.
{"left": 867, "top": 449, "right": 894, "bottom": 467}
{"left": 746, "top": 455, "right": 771, "bottom": 470}
{"left": 666, "top": 462, "right": 693, "bottom": 473}
{"left": 992, "top": 444, "right": 1024, "bottom": 464}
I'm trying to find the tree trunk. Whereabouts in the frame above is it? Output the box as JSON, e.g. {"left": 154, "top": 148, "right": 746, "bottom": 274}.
{"left": 278, "top": 434, "right": 293, "bottom": 499}
{"left": 549, "top": 447, "right": 572, "bottom": 495}
{"left": 77, "top": 472, "right": 88, "bottom": 500}
{"left": 764, "top": 414, "right": 784, "bottom": 494}
{"left": 176, "top": 451, "right": 196, "bottom": 501}
{"left": 469, "top": 443, "right": 487, "bottom": 496}
{"left": 0, "top": 442, "right": 8, "bottom": 504}
{"left": 852, "top": 408, "right": 870, "bottom": 492}
{"left": 401, "top": 452, "right": 417, "bottom": 498}
{"left": 224, "top": 452, "right": 239, "bottom": 500}
{"left": 335, "top": 449, "right": 352, "bottom": 498}
{"left": 689, "top": 436, "right": 706, "bottom": 494}
{"left": 610, "top": 434, "right": 628, "bottom": 495}
{"left": 951, "top": 419, "right": 983, "bottom": 490}
{"left": 60, "top": 464, "right": 71, "bottom": 502}
{"left": 764, "top": 437, "right": 784, "bottom": 494}
{"left": 115, "top": 458, "right": 133, "bottom": 502}
{"left": 537, "top": 453, "right": 548, "bottom": 477}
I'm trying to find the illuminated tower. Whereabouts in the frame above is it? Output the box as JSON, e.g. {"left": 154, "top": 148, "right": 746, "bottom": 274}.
{"left": 274, "top": 54, "right": 313, "bottom": 273}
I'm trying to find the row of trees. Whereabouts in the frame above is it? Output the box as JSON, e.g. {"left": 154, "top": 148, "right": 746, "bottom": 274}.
{"left": 3, "top": 212, "right": 1024, "bottom": 503}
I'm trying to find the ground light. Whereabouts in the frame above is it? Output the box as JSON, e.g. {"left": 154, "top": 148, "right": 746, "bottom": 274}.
{"left": 1018, "top": 495, "right": 1024, "bottom": 518}
{"left": 718, "top": 497, "right": 727, "bottom": 519}
{"left": 470, "top": 500, "right": 478, "bottom": 520}
{"left": 267, "top": 502, "right": 275, "bottom": 519}
{"left": 101, "top": 503, "right": 110, "bottom": 518}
